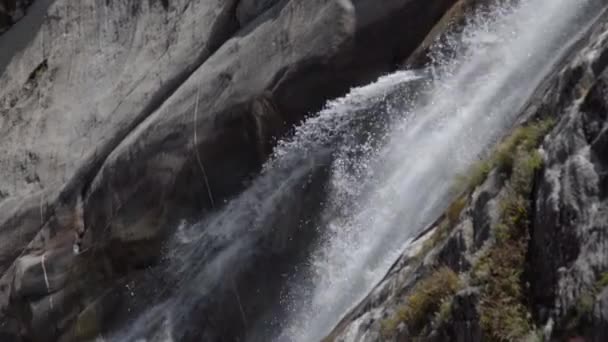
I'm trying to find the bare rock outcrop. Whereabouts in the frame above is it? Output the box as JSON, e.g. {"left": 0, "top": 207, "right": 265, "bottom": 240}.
{"left": 0, "top": 0, "right": 458, "bottom": 340}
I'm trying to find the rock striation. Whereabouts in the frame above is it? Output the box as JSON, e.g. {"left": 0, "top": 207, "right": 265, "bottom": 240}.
{"left": 0, "top": 0, "right": 458, "bottom": 340}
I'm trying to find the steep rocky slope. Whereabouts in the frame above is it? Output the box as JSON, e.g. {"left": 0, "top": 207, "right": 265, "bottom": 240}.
{"left": 3, "top": 0, "right": 608, "bottom": 341}
{"left": 0, "top": 0, "right": 459, "bottom": 340}
{"left": 325, "top": 8, "right": 608, "bottom": 342}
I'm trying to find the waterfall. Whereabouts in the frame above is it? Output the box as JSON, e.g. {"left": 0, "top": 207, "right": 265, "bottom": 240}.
{"left": 109, "top": 69, "right": 424, "bottom": 342}
{"left": 110, "top": 0, "right": 605, "bottom": 341}
{"left": 278, "top": 0, "right": 604, "bottom": 340}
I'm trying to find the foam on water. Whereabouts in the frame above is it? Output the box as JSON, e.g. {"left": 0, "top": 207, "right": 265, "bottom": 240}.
{"left": 111, "top": 0, "right": 606, "bottom": 340}
{"left": 279, "top": 0, "right": 605, "bottom": 340}
{"left": 109, "top": 69, "right": 423, "bottom": 342}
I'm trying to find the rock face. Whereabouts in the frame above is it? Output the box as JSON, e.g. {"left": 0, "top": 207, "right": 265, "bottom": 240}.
{"left": 529, "top": 26, "right": 608, "bottom": 340}
{"left": 324, "top": 8, "right": 608, "bottom": 342}
{"left": 0, "top": 0, "right": 34, "bottom": 34}
{"left": 0, "top": 0, "right": 459, "bottom": 340}
{"left": 6, "top": 0, "right": 607, "bottom": 340}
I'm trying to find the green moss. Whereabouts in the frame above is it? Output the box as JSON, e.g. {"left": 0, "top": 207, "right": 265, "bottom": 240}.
{"left": 492, "top": 119, "right": 553, "bottom": 172}
{"left": 399, "top": 119, "right": 556, "bottom": 340}
{"left": 497, "top": 191, "right": 529, "bottom": 241}
{"left": 447, "top": 196, "right": 467, "bottom": 225}
{"left": 73, "top": 304, "right": 100, "bottom": 340}
{"left": 565, "top": 272, "right": 608, "bottom": 332}
{"left": 596, "top": 272, "right": 608, "bottom": 290}
{"left": 578, "top": 293, "right": 595, "bottom": 314}
{"left": 455, "top": 118, "right": 555, "bottom": 194}
{"left": 470, "top": 119, "right": 554, "bottom": 341}
{"left": 564, "top": 292, "right": 595, "bottom": 332}
{"left": 381, "top": 267, "right": 461, "bottom": 337}
{"left": 455, "top": 159, "right": 492, "bottom": 193}
{"left": 511, "top": 150, "right": 543, "bottom": 195}
{"left": 476, "top": 237, "right": 531, "bottom": 341}
{"left": 435, "top": 298, "right": 453, "bottom": 325}
{"left": 381, "top": 310, "right": 401, "bottom": 334}
{"left": 475, "top": 170, "right": 540, "bottom": 340}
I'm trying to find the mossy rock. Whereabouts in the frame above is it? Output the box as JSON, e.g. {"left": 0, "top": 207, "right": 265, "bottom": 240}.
{"left": 72, "top": 303, "right": 101, "bottom": 341}
{"left": 381, "top": 267, "right": 461, "bottom": 337}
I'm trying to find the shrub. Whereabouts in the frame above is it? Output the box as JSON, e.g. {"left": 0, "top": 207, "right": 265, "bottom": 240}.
{"left": 472, "top": 119, "right": 552, "bottom": 341}
{"left": 511, "top": 150, "right": 543, "bottom": 195}
{"left": 455, "top": 159, "right": 493, "bottom": 191}
{"left": 476, "top": 237, "right": 531, "bottom": 341}
{"left": 455, "top": 118, "right": 555, "bottom": 193}
{"left": 382, "top": 267, "right": 461, "bottom": 336}
{"left": 435, "top": 298, "right": 453, "bottom": 325}
{"left": 403, "top": 118, "right": 555, "bottom": 341}
{"left": 498, "top": 190, "right": 529, "bottom": 241}
{"left": 475, "top": 159, "right": 540, "bottom": 341}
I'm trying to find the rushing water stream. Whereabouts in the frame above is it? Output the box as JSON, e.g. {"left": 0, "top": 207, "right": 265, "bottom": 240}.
{"left": 278, "top": 0, "right": 605, "bottom": 340}
{"left": 112, "top": 0, "right": 606, "bottom": 341}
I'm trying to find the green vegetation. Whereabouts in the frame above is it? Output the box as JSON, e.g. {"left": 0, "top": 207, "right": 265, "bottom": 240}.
{"left": 474, "top": 235, "right": 531, "bottom": 340}
{"left": 455, "top": 119, "right": 555, "bottom": 193}
{"left": 596, "top": 272, "right": 608, "bottom": 290}
{"left": 73, "top": 304, "right": 100, "bottom": 340}
{"left": 469, "top": 119, "right": 555, "bottom": 341}
{"left": 435, "top": 298, "right": 454, "bottom": 325}
{"left": 416, "top": 221, "right": 450, "bottom": 262}
{"left": 381, "top": 267, "right": 461, "bottom": 337}
{"left": 383, "top": 119, "right": 556, "bottom": 340}
{"left": 456, "top": 159, "right": 493, "bottom": 192}
{"left": 564, "top": 292, "right": 594, "bottom": 333}
{"left": 415, "top": 195, "right": 468, "bottom": 262}
{"left": 447, "top": 196, "right": 467, "bottom": 225}
{"left": 564, "top": 271, "right": 608, "bottom": 332}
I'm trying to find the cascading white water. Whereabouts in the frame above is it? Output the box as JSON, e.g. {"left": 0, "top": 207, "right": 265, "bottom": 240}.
{"left": 111, "top": 0, "right": 607, "bottom": 341}
{"left": 109, "top": 69, "right": 425, "bottom": 342}
{"left": 278, "top": 0, "right": 605, "bottom": 340}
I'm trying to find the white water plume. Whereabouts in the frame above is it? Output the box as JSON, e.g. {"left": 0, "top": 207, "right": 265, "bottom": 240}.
{"left": 279, "top": 0, "right": 606, "bottom": 340}
{"left": 109, "top": 69, "right": 423, "bottom": 342}
{"left": 111, "top": 0, "right": 606, "bottom": 340}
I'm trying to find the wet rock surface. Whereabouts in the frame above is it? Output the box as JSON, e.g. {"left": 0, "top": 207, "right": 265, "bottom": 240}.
{"left": 4, "top": 0, "right": 607, "bottom": 340}
{"left": 0, "top": 0, "right": 458, "bottom": 340}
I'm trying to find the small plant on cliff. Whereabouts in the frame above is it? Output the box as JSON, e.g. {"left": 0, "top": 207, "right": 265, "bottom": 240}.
{"left": 394, "top": 119, "right": 555, "bottom": 341}
{"left": 596, "top": 272, "right": 608, "bottom": 290}
{"left": 455, "top": 118, "right": 554, "bottom": 193}
{"left": 435, "top": 298, "right": 454, "bottom": 325}
{"left": 563, "top": 271, "right": 608, "bottom": 333}
{"left": 474, "top": 231, "right": 532, "bottom": 341}
{"left": 381, "top": 267, "right": 460, "bottom": 337}
{"left": 471, "top": 119, "right": 555, "bottom": 341}
{"left": 455, "top": 159, "right": 492, "bottom": 192}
